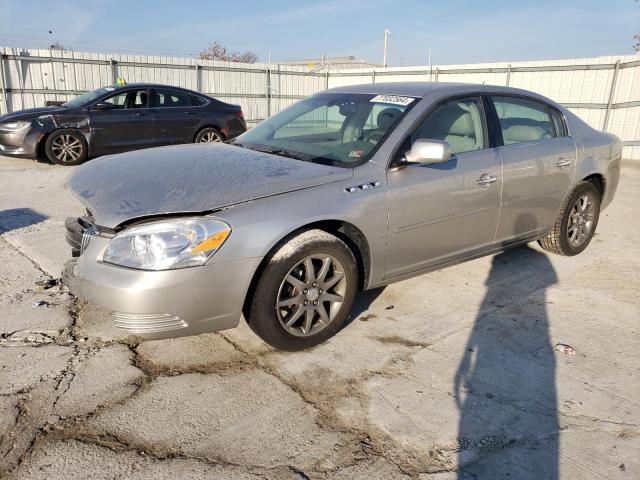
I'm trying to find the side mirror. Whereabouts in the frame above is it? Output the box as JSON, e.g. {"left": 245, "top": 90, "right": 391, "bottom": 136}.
{"left": 91, "top": 102, "right": 116, "bottom": 111}
{"left": 405, "top": 139, "right": 452, "bottom": 165}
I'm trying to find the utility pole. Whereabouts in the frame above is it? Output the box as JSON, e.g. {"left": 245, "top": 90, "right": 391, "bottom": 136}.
{"left": 383, "top": 28, "right": 391, "bottom": 68}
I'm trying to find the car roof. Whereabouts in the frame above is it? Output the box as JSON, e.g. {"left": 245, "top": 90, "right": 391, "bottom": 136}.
{"left": 108, "top": 83, "right": 207, "bottom": 95}
{"left": 325, "top": 81, "right": 557, "bottom": 104}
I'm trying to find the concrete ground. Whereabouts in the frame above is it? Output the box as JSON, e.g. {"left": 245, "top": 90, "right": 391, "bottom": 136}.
{"left": 0, "top": 154, "right": 638, "bottom": 479}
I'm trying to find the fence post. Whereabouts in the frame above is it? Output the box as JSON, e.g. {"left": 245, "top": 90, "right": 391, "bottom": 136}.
{"left": 266, "top": 67, "right": 271, "bottom": 118}
{"left": 0, "top": 54, "right": 7, "bottom": 114}
{"left": 603, "top": 59, "right": 620, "bottom": 132}
{"left": 506, "top": 64, "right": 512, "bottom": 86}
{"left": 194, "top": 64, "right": 201, "bottom": 92}
{"left": 109, "top": 59, "right": 117, "bottom": 84}
{"left": 434, "top": 67, "right": 439, "bottom": 82}
{"left": 325, "top": 69, "right": 329, "bottom": 90}
{"left": 372, "top": 70, "right": 376, "bottom": 84}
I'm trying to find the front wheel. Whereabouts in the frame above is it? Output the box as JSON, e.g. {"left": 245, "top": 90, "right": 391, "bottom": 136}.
{"left": 538, "top": 181, "right": 601, "bottom": 256}
{"left": 45, "top": 129, "right": 88, "bottom": 166}
{"left": 247, "top": 229, "right": 358, "bottom": 351}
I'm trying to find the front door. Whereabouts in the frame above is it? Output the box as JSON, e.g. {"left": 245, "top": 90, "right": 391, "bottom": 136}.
{"left": 386, "top": 95, "right": 502, "bottom": 280}
{"left": 88, "top": 89, "right": 154, "bottom": 154}
{"left": 489, "top": 95, "right": 577, "bottom": 243}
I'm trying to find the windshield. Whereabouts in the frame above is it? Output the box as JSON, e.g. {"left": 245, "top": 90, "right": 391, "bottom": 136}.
{"left": 62, "top": 86, "right": 120, "bottom": 108}
{"left": 236, "top": 92, "right": 417, "bottom": 167}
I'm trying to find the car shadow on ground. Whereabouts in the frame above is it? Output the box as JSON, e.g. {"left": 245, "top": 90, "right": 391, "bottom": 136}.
{"left": 341, "top": 286, "right": 386, "bottom": 330}
{"left": 0, "top": 208, "right": 48, "bottom": 234}
{"left": 454, "top": 244, "right": 559, "bottom": 479}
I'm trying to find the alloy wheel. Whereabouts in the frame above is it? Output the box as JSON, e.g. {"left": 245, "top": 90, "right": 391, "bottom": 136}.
{"left": 567, "top": 194, "right": 596, "bottom": 247}
{"left": 276, "top": 254, "right": 347, "bottom": 337}
{"left": 51, "top": 134, "right": 83, "bottom": 164}
{"left": 199, "top": 131, "right": 222, "bottom": 143}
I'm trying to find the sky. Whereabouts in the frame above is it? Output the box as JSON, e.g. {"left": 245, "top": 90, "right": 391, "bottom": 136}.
{"left": 0, "top": 0, "right": 638, "bottom": 66}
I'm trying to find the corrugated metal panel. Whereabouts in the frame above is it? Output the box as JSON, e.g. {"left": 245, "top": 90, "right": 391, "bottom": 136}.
{"left": 0, "top": 47, "right": 638, "bottom": 158}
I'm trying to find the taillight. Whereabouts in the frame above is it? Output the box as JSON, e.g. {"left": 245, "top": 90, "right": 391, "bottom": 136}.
{"left": 234, "top": 110, "right": 244, "bottom": 119}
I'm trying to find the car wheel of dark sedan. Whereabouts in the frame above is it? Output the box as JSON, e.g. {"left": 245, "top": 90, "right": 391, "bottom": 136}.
{"left": 195, "top": 127, "right": 224, "bottom": 143}
{"left": 538, "top": 181, "right": 601, "bottom": 256}
{"left": 248, "top": 229, "right": 358, "bottom": 351}
{"left": 45, "top": 129, "right": 88, "bottom": 166}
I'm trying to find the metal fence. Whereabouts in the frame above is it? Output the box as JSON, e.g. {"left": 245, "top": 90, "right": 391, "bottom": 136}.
{"left": 0, "top": 47, "right": 327, "bottom": 126}
{"left": 1, "top": 47, "right": 639, "bottom": 158}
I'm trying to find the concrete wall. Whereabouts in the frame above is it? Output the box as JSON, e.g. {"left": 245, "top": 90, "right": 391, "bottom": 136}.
{"left": 1, "top": 47, "right": 638, "bottom": 158}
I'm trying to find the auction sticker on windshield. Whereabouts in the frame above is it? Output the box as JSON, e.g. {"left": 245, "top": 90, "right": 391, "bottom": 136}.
{"left": 370, "top": 95, "right": 416, "bottom": 106}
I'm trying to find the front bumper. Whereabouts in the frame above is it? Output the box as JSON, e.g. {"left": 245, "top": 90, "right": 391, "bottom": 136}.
{"left": 0, "top": 125, "right": 39, "bottom": 158}
{"left": 64, "top": 233, "right": 262, "bottom": 340}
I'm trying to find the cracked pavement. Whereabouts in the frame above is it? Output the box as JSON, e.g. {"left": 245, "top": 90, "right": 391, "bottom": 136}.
{"left": 0, "top": 155, "right": 639, "bottom": 479}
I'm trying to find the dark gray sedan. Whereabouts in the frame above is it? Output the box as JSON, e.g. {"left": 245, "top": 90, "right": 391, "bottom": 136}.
{"left": 64, "top": 82, "right": 621, "bottom": 351}
{"left": 0, "top": 83, "right": 246, "bottom": 165}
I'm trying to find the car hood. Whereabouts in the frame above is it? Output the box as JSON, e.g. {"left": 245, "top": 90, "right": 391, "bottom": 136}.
{"left": 0, "top": 106, "right": 68, "bottom": 123}
{"left": 66, "top": 143, "right": 353, "bottom": 229}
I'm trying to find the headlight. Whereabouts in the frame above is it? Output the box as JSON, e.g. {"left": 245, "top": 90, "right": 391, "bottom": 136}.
{"left": 0, "top": 121, "right": 31, "bottom": 131}
{"left": 103, "top": 218, "right": 231, "bottom": 270}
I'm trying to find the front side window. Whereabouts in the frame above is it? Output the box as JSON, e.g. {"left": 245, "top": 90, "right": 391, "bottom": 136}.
{"left": 236, "top": 92, "right": 416, "bottom": 166}
{"left": 412, "top": 96, "right": 486, "bottom": 155}
{"left": 491, "top": 96, "right": 554, "bottom": 145}
{"left": 152, "top": 89, "right": 190, "bottom": 108}
{"left": 101, "top": 90, "right": 148, "bottom": 110}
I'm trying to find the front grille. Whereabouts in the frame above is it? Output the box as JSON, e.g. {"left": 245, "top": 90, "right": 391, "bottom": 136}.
{"left": 112, "top": 312, "right": 188, "bottom": 334}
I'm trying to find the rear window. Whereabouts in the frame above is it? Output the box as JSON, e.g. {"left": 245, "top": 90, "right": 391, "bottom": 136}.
{"left": 491, "top": 96, "right": 554, "bottom": 145}
{"left": 189, "top": 94, "right": 207, "bottom": 106}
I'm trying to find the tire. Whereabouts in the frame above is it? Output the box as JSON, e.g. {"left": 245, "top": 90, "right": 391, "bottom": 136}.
{"left": 195, "top": 127, "right": 224, "bottom": 143}
{"left": 538, "top": 181, "right": 601, "bottom": 256}
{"left": 247, "top": 229, "right": 358, "bottom": 351}
{"left": 45, "top": 129, "right": 88, "bottom": 166}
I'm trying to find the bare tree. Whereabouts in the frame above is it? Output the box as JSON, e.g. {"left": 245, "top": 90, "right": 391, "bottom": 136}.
{"left": 199, "top": 41, "right": 258, "bottom": 63}
{"left": 635, "top": 1, "right": 640, "bottom": 52}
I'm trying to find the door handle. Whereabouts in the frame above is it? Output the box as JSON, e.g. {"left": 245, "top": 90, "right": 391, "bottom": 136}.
{"left": 476, "top": 174, "right": 498, "bottom": 186}
{"left": 135, "top": 112, "right": 148, "bottom": 117}
{"left": 185, "top": 111, "right": 194, "bottom": 115}
{"left": 555, "top": 158, "right": 574, "bottom": 168}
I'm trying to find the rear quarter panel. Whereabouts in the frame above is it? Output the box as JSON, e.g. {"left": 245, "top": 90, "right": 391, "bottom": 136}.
{"left": 565, "top": 109, "right": 622, "bottom": 210}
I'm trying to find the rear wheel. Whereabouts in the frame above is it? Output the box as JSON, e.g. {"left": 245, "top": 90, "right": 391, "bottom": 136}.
{"left": 45, "top": 129, "right": 88, "bottom": 166}
{"left": 538, "top": 181, "right": 601, "bottom": 256}
{"left": 247, "top": 229, "right": 358, "bottom": 351}
{"left": 195, "top": 127, "right": 224, "bottom": 143}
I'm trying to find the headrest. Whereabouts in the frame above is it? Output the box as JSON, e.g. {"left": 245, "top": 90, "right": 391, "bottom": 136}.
{"left": 377, "top": 107, "right": 402, "bottom": 130}
{"left": 437, "top": 107, "right": 475, "bottom": 136}
{"left": 503, "top": 125, "right": 545, "bottom": 143}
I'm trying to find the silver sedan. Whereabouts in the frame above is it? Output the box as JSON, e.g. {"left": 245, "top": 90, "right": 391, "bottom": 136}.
{"left": 64, "top": 82, "right": 621, "bottom": 351}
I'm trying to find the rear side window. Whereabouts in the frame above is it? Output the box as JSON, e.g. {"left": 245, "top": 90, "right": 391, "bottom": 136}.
{"left": 152, "top": 89, "right": 190, "bottom": 108}
{"left": 491, "top": 96, "right": 554, "bottom": 145}
{"left": 549, "top": 108, "right": 567, "bottom": 137}
{"left": 412, "top": 96, "right": 486, "bottom": 155}
{"left": 189, "top": 94, "right": 207, "bottom": 107}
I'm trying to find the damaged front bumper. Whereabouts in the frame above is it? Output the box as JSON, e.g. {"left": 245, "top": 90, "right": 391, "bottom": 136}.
{"left": 0, "top": 125, "right": 40, "bottom": 158}
{"left": 63, "top": 218, "right": 261, "bottom": 340}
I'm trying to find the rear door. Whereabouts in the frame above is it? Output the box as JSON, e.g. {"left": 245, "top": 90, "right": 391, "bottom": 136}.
{"left": 151, "top": 88, "right": 201, "bottom": 145}
{"left": 385, "top": 95, "right": 502, "bottom": 279}
{"left": 88, "top": 88, "right": 154, "bottom": 153}
{"left": 488, "top": 95, "right": 576, "bottom": 244}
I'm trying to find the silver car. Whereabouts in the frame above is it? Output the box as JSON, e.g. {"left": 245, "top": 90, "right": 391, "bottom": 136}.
{"left": 64, "top": 82, "right": 621, "bottom": 351}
